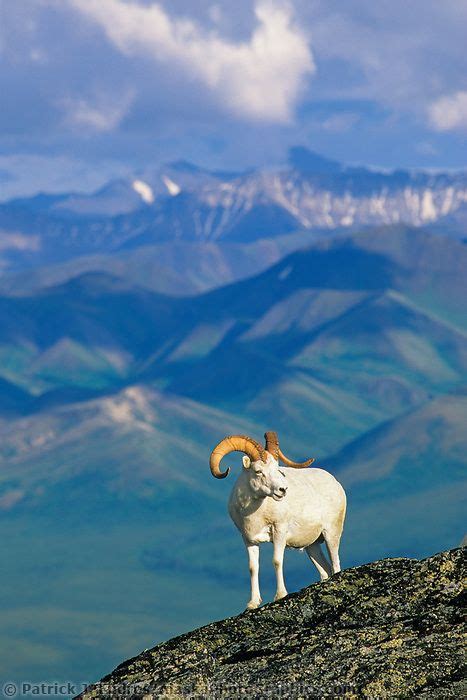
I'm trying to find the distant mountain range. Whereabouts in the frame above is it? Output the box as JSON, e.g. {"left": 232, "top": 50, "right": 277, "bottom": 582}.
{"left": 0, "top": 148, "right": 466, "bottom": 286}
{"left": 0, "top": 153, "right": 466, "bottom": 684}
{"left": 1, "top": 225, "right": 465, "bottom": 511}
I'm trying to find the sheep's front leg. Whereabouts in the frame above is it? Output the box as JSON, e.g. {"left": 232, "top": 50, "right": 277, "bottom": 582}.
{"left": 273, "top": 536, "right": 287, "bottom": 602}
{"left": 244, "top": 540, "right": 262, "bottom": 610}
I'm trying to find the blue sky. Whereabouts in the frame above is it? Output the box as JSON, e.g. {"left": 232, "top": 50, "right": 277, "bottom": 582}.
{"left": 1, "top": 0, "right": 466, "bottom": 198}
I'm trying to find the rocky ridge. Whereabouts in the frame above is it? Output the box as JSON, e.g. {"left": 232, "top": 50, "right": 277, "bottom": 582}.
{"left": 79, "top": 548, "right": 465, "bottom": 699}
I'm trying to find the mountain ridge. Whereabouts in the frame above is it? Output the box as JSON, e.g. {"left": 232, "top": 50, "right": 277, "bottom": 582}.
{"left": 1, "top": 148, "right": 466, "bottom": 276}
{"left": 0, "top": 227, "right": 464, "bottom": 450}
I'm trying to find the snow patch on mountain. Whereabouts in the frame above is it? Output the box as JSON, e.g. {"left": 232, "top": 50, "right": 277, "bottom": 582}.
{"left": 162, "top": 175, "right": 181, "bottom": 196}
{"left": 103, "top": 386, "right": 156, "bottom": 430}
{"left": 132, "top": 179, "right": 154, "bottom": 204}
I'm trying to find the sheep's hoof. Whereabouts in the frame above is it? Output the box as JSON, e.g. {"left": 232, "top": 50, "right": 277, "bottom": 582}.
{"left": 246, "top": 599, "right": 261, "bottom": 610}
{"left": 274, "top": 590, "right": 287, "bottom": 602}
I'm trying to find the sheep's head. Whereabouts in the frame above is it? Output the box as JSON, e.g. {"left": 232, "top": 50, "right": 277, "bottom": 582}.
{"left": 209, "top": 432, "right": 314, "bottom": 499}
{"left": 241, "top": 452, "right": 288, "bottom": 501}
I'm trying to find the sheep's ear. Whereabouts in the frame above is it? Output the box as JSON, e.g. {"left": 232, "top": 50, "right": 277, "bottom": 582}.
{"left": 242, "top": 456, "right": 251, "bottom": 469}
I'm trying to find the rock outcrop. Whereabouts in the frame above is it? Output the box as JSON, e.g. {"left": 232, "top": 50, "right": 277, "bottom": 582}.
{"left": 79, "top": 548, "right": 465, "bottom": 699}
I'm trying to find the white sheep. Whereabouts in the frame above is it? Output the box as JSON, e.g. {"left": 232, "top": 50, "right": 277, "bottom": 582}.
{"left": 210, "top": 432, "right": 346, "bottom": 609}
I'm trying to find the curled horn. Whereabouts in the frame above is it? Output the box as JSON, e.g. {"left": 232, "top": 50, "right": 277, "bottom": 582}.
{"left": 210, "top": 435, "right": 268, "bottom": 479}
{"left": 264, "top": 431, "right": 314, "bottom": 468}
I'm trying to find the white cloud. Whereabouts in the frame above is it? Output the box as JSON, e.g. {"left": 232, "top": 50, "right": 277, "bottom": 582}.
{"left": 67, "top": 0, "right": 314, "bottom": 123}
{"left": 298, "top": 0, "right": 467, "bottom": 120}
{"left": 428, "top": 91, "right": 467, "bottom": 132}
{"left": 59, "top": 91, "right": 134, "bottom": 132}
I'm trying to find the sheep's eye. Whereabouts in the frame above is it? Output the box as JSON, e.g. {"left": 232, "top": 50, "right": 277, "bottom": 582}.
{"left": 278, "top": 470, "right": 286, "bottom": 477}
{"left": 256, "top": 470, "right": 263, "bottom": 476}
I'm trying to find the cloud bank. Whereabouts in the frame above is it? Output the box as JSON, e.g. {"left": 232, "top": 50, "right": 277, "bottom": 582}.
{"left": 67, "top": 0, "right": 314, "bottom": 124}
{"left": 0, "top": 0, "right": 466, "bottom": 197}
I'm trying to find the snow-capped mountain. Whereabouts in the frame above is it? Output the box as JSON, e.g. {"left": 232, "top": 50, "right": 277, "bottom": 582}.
{"left": 0, "top": 148, "right": 466, "bottom": 273}
{"left": 46, "top": 160, "right": 233, "bottom": 218}
{"left": 46, "top": 148, "right": 467, "bottom": 232}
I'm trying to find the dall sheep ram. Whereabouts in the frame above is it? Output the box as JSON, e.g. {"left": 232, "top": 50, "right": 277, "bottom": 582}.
{"left": 209, "top": 431, "right": 346, "bottom": 609}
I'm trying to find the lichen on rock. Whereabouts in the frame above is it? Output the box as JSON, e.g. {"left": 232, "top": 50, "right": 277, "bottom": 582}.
{"left": 78, "top": 548, "right": 466, "bottom": 699}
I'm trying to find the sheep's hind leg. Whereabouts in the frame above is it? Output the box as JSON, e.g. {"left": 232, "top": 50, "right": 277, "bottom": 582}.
{"left": 323, "top": 529, "right": 342, "bottom": 574}
{"left": 244, "top": 540, "right": 262, "bottom": 610}
{"left": 305, "top": 541, "right": 332, "bottom": 581}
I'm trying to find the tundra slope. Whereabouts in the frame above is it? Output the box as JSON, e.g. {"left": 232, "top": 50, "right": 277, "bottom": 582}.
{"left": 78, "top": 547, "right": 466, "bottom": 699}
